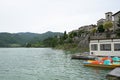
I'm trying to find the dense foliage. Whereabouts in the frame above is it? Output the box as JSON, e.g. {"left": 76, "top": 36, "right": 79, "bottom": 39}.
{"left": 115, "top": 29, "right": 120, "bottom": 37}
{"left": 97, "top": 25, "right": 105, "bottom": 33}
{"left": 0, "top": 32, "right": 63, "bottom": 47}
{"left": 117, "top": 16, "right": 120, "bottom": 27}
{"left": 103, "top": 21, "right": 113, "bottom": 31}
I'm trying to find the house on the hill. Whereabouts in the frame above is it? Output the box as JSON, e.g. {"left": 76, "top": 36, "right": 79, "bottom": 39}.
{"left": 97, "top": 12, "right": 113, "bottom": 26}
{"left": 113, "top": 11, "right": 120, "bottom": 30}
{"left": 97, "top": 11, "right": 120, "bottom": 31}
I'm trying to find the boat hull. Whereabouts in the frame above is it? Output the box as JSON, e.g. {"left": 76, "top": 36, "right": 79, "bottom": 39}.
{"left": 84, "top": 64, "right": 120, "bottom": 69}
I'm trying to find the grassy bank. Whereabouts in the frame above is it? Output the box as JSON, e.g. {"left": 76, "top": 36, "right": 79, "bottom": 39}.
{"left": 55, "top": 43, "right": 89, "bottom": 54}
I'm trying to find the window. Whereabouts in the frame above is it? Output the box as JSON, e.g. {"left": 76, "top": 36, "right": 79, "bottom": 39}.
{"left": 114, "top": 43, "right": 120, "bottom": 51}
{"left": 100, "top": 44, "right": 111, "bottom": 51}
{"left": 91, "top": 44, "right": 98, "bottom": 51}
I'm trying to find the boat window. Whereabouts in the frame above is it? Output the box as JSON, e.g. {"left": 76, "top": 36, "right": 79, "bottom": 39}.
{"left": 114, "top": 43, "right": 120, "bottom": 51}
{"left": 100, "top": 44, "right": 111, "bottom": 51}
{"left": 91, "top": 44, "right": 98, "bottom": 51}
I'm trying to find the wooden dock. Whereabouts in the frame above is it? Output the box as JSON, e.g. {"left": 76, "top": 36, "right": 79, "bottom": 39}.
{"left": 106, "top": 67, "right": 120, "bottom": 80}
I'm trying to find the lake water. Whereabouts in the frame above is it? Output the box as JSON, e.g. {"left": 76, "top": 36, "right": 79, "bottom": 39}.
{"left": 0, "top": 48, "right": 110, "bottom": 80}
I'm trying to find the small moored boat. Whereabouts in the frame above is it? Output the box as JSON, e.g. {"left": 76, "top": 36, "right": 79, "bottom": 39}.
{"left": 83, "top": 57, "right": 120, "bottom": 69}
{"left": 84, "top": 63, "right": 120, "bottom": 69}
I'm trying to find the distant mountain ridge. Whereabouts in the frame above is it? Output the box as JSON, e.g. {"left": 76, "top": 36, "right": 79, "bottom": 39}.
{"left": 0, "top": 31, "right": 63, "bottom": 47}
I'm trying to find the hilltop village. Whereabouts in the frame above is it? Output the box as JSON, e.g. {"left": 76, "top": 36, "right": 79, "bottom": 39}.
{"left": 74, "top": 11, "right": 120, "bottom": 33}
{"left": 66, "top": 11, "right": 120, "bottom": 51}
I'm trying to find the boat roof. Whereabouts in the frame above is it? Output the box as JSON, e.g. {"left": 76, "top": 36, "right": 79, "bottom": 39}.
{"left": 107, "top": 67, "right": 120, "bottom": 77}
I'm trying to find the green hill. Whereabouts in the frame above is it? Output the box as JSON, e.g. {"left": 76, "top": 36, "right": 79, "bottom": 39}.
{"left": 0, "top": 31, "right": 63, "bottom": 47}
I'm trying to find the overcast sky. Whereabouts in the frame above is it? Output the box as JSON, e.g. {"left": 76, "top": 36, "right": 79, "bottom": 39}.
{"left": 0, "top": 0, "right": 120, "bottom": 33}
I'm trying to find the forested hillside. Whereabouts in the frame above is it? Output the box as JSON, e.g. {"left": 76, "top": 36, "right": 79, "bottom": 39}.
{"left": 0, "top": 31, "right": 63, "bottom": 47}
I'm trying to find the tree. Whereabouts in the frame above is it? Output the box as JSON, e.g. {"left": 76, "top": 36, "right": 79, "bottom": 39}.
{"left": 78, "top": 30, "right": 84, "bottom": 36}
{"left": 91, "top": 28, "right": 97, "bottom": 35}
{"left": 69, "top": 31, "right": 77, "bottom": 38}
{"left": 63, "top": 31, "right": 68, "bottom": 40}
{"left": 103, "top": 21, "right": 113, "bottom": 38}
{"left": 26, "top": 43, "right": 32, "bottom": 47}
{"left": 97, "top": 25, "right": 105, "bottom": 33}
{"left": 103, "top": 21, "right": 113, "bottom": 32}
{"left": 115, "top": 29, "right": 120, "bottom": 37}
{"left": 65, "top": 37, "right": 73, "bottom": 43}
{"left": 117, "top": 16, "right": 120, "bottom": 27}
{"left": 42, "top": 37, "right": 58, "bottom": 47}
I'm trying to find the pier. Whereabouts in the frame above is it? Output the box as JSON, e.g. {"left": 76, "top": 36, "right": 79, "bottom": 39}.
{"left": 106, "top": 67, "right": 120, "bottom": 80}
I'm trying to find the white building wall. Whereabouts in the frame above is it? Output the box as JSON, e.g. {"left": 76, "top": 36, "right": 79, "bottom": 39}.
{"left": 90, "top": 39, "right": 120, "bottom": 56}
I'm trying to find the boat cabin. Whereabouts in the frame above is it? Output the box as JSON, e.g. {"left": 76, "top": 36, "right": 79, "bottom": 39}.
{"left": 90, "top": 38, "right": 120, "bottom": 57}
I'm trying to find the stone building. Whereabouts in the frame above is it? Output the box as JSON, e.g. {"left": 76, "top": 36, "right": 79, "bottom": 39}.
{"left": 97, "top": 12, "right": 113, "bottom": 26}
{"left": 112, "top": 11, "right": 120, "bottom": 30}
{"left": 105, "top": 12, "right": 113, "bottom": 21}
{"left": 97, "top": 11, "right": 120, "bottom": 31}
{"left": 97, "top": 18, "right": 106, "bottom": 26}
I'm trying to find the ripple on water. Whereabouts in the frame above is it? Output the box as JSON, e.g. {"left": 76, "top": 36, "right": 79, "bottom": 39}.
{"left": 0, "top": 48, "right": 110, "bottom": 80}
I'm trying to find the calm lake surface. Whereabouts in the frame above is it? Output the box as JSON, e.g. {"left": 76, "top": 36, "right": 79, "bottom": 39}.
{"left": 0, "top": 48, "right": 110, "bottom": 80}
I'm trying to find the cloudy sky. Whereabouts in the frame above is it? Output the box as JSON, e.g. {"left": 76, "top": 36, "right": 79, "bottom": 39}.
{"left": 0, "top": 0, "right": 120, "bottom": 33}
